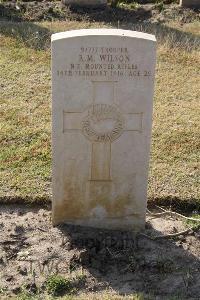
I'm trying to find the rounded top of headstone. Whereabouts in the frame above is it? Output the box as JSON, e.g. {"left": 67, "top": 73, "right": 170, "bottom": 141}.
{"left": 51, "top": 29, "right": 156, "bottom": 42}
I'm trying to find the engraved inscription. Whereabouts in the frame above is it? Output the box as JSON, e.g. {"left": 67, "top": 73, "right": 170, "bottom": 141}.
{"left": 56, "top": 46, "right": 152, "bottom": 79}
{"left": 82, "top": 104, "right": 124, "bottom": 142}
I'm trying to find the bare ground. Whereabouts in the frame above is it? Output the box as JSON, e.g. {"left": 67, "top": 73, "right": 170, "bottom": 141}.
{"left": 0, "top": 204, "right": 200, "bottom": 299}
{"left": 0, "top": 2, "right": 199, "bottom": 24}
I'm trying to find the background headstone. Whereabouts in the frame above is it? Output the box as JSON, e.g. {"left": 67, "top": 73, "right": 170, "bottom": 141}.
{"left": 180, "top": 0, "right": 200, "bottom": 8}
{"left": 63, "top": 0, "right": 107, "bottom": 8}
{"left": 51, "top": 29, "right": 156, "bottom": 230}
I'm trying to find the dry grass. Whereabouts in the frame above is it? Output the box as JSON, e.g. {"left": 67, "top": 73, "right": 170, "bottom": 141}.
{"left": 0, "top": 20, "right": 199, "bottom": 209}
{"left": 149, "top": 45, "right": 200, "bottom": 207}
{"left": 0, "top": 36, "right": 51, "bottom": 200}
{"left": 168, "top": 21, "right": 200, "bottom": 35}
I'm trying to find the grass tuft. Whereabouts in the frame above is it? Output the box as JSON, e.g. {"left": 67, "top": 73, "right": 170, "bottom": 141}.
{"left": 46, "top": 275, "right": 74, "bottom": 296}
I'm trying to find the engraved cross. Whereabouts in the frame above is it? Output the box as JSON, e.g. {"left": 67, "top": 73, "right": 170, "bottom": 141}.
{"left": 63, "top": 81, "right": 143, "bottom": 181}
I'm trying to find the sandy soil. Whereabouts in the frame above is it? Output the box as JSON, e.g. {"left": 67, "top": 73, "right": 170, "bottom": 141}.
{"left": 0, "top": 204, "right": 199, "bottom": 299}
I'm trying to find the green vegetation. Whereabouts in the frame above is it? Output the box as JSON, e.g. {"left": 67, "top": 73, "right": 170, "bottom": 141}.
{"left": 184, "top": 214, "right": 200, "bottom": 228}
{"left": 16, "top": 286, "right": 145, "bottom": 299}
{"left": 0, "top": 286, "right": 7, "bottom": 295}
{"left": 0, "top": 20, "right": 199, "bottom": 211}
{"left": 46, "top": 275, "right": 74, "bottom": 296}
{"left": 110, "top": 0, "right": 140, "bottom": 9}
{"left": 109, "top": 0, "right": 177, "bottom": 9}
{"left": 17, "top": 291, "right": 38, "bottom": 300}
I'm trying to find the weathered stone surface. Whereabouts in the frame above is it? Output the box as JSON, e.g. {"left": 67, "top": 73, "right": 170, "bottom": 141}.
{"left": 180, "top": 0, "right": 200, "bottom": 8}
{"left": 63, "top": 0, "right": 107, "bottom": 8}
{"left": 51, "top": 29, "right": 156, "bottom": 230}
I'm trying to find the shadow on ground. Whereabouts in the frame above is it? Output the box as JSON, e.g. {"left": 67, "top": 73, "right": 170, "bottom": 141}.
{"left": 58, "top": 220, "right": 200, "bottom": 298}
{"left": 0, "top": 18, "right": 199, "bottom": 52}
{"left": 0, "top": 195, "right": 199, "bottom": 213}
{"left": 148, "top": 196, "right": 200, "bottom": 214}
{"left": 0, "top": 203, "right": 199, "bottom": 298}
{"left": 0, "top": 3, "right": 152, "bottom": 23}
{"left": 0, "top": 1, "right": 199, "bottom": 24}
{"left": 0, "top": 196, "right": 51, "bottom": 206}
{"left": 0, "top": 21, "right": 51, "bottom": 50}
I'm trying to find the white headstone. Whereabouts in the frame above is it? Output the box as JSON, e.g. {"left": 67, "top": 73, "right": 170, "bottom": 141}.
{"left": 51, "top": 29, "right": 156, "bottom": 230}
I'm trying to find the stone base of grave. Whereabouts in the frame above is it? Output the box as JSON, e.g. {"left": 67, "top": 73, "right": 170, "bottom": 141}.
{"left": 52, "top": 213, "right": 146, "bottom": 231}
{"left": 63, "top": 0, "right": 107, "bottom": 8}
{"left": 180, "top": 0, "right": 200, "bottom": 8}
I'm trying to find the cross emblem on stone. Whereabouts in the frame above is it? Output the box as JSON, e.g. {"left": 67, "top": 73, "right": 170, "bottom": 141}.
{"left": 63, "top": 81, "right": 143, "bottom": 181}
